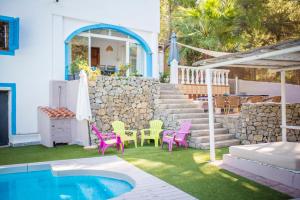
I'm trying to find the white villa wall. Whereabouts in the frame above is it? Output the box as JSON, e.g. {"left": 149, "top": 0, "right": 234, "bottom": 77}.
{"left": 0, "top": 0, "right": 160, "bottom": 135}
{"left": 238, "top": 80, "right": 300, "bottom": 103}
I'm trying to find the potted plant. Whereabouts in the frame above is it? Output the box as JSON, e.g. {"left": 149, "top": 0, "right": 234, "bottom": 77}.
{"left": 159, "top": 72, "right": 170, "bottom": 83}
{"left": 129, "top": 69, "right": 143, "bottom": 77}
{"left": 70, "top": 57, "right": 82, "bottom": 80}
{"left": 78, "top": 60, "right": 100, "bottom": 81}
{"left": 115, "top": 64, "right": 131, "bottom": 77}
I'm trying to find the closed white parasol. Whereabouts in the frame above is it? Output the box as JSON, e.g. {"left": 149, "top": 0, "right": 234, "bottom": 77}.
{"left": 76, "top": 70, "right": 92, "bottom": 145}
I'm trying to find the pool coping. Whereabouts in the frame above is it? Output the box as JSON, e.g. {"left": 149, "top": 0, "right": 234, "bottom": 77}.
{"left": 0, "top": 156, "right": 197, "bottom": 200}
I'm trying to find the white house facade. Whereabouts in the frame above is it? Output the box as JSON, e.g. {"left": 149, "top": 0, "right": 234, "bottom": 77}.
{"left": 0, "top": 0, "right": 160, "bottom": 140}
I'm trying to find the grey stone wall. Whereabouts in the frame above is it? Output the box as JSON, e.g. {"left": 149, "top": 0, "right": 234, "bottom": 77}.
{"left": 216, "top": 115, "right": 239, "bottom": 135}
{"left": 154, "top": 110, "right": 179, "bottom": 130}
{"left": 236, "top": 103, "right": 300, "bottom": 144}
{"left": 89, "top": 76, "right": 160, "bottom": 132}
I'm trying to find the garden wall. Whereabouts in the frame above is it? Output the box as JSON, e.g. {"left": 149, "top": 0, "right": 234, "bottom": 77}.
{"left": 89, "top": 76, "right": 160, "bottom": 132}
{"left": 236, "top": 103, "right": 300, "bottom": 144}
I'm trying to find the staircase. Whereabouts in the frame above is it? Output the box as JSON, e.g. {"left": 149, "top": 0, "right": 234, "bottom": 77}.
{"left": 158, "top": 83, "right": 239, "bottom": 149}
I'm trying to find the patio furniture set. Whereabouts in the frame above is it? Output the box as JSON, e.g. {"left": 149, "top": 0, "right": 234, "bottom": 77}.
{"left": 91, "top": 120, "right": 192, "bottom": 155}
{"left": 199, "top": 95, "right": 281, "bottom": 114}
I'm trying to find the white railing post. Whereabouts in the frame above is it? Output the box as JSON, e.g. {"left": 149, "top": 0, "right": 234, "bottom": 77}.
{"left": 221, "top": 71, "right": 225, "bottom": 85}
{"left": 226, "top": 71, "right": 229, "bottom": 86}
{"left": 177, "top": 66, "right": 229, "bottom": 87}
{"left": 191, "top": 69, "right": 195, "bottom": 84}
{"left": 181, "top": 68, "right": 185, "bottom": 84}
{"left": 170, "top": 59, "right": 179, "bottom": 84}
{"left": 186, "top": 68, "right": 190, "bottom": 84}
{"left": 196, "top": 69, "right": 200, "bottom": 84}
{"left": 200, "top": 70, "right": 204, "bottom": 84}
{"left": 213, "top": 70, "right": 217, "bottom": 85}
{"left": 217, "top": 71, "right": 221, "bottom": 85}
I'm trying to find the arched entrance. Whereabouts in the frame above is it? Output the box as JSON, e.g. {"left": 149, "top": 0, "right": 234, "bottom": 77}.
{"left": 64, "top": 23, "right": 153, "bottom": 80}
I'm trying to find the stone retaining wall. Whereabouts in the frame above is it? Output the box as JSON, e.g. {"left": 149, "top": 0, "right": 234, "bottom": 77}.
{"left": 89, "top": 76, "right": 160, "bottom": 132}
{"left": 215, "top": 115, "right": 239, "bottom": 135}
{"left": 237, "top": 103, "right": 300, "bottom": 144}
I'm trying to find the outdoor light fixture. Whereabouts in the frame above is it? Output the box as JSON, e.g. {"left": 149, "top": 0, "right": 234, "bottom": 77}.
{"left": 106, "top": 45, "right": 113, "bottom": 52}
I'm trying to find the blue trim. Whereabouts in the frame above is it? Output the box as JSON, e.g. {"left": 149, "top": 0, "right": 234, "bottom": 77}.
{"left": 65, "top": 43, "right": 69, "bottom": 80}
{"left": 64, "top": 23, "right": 153, "bottom": 79}
{"left": 0, "top": 16, "right": 19, "bottom": 56}
{"left": 0, "top": 83, "right": 16, "bottom": 135}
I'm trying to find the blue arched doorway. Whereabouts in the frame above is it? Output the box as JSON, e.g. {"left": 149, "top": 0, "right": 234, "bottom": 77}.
{"left": 64, "top": 23, "right": 153, "bottom": 80}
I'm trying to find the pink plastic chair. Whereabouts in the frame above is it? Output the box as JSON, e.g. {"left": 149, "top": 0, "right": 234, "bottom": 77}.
{"left": 91, "top": 124, "right": 124, "bottom": 155}
{"left": 161, "top": 121, "right": 192, "bottom": 151}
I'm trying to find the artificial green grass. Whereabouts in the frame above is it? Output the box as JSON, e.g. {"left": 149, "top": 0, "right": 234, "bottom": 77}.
{"left": 0, "top": 145, "right": 290, "bottom": 200}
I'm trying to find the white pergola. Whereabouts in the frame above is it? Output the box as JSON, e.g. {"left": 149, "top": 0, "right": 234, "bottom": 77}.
{"left": 193, "top": 39, "right": 300, "bottom": 161}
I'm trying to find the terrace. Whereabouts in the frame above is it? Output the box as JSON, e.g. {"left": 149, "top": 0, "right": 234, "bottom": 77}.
{"left": 1, "top": 39, "right": 300, "bottom": 200}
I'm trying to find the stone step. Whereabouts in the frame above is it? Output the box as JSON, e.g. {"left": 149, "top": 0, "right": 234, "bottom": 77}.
{"left": 190, "top": 123, "right": 222, "bottom": 130}
{"left": 173, "top": 113, "right": 209, "bottom": 119}
{"left": 178, "top": 118, "right": 209, "bottom": 124}
{"left": 158, "top": 104, "right": 199, "bottom": 109}
{"left": 160, "top": 95, "right": 189, "bottom": 99}
{"left": 193, "top": 139, "right": 240, "bottom": 149}
{"left": 165, "top": 108, "right": 204, "bottom": 114}
{"left": 158, "top": 99, "right": 192, "bottom": 104}
{"left": 160, "top": 83, "right": 176, "bottom": 90}
{"left": 160, "top": 90, "right": 182, "bottom": 95}
{"left": 191, "top": 128, "right": 228, "bottom": 136}
{"left": 190, "top": 134, "right": 235, "bottom": 143}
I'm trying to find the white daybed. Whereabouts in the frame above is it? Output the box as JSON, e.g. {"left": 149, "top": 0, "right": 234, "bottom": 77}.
{"left": 223, "top": 142, "right": 300, "bottom": 189}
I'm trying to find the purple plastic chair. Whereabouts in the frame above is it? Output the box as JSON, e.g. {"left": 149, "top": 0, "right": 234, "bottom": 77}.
{"left": 161, "top": 121, "right": 192, "bottom": 151}
{"left": 91, "top": 124, "right": 124, "bottom": 155}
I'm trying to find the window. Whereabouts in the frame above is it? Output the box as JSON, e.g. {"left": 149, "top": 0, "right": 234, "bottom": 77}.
{"left": 0, "top": 16, "right": 19, "bottom": 56}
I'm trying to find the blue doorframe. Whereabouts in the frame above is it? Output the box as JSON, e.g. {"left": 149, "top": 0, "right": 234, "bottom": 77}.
{"left": 0, "top": 83, "right": 16, "bottom": 135}
{"left": 64, "top": 23, "right": 153, "bottom": 79}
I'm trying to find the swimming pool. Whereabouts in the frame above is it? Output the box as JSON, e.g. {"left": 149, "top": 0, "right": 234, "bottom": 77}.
{"left": 0, "top": 170, "right": 133, "bottom": 200}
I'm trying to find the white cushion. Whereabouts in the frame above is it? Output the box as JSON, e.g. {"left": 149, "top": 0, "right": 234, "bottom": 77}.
{"left": 229, "top": 142, "right": 300, "bottom": 171}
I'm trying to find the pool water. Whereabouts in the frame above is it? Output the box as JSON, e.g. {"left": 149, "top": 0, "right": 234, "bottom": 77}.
{"left": 0, "top": 170, "right": 133, "bottom": 200}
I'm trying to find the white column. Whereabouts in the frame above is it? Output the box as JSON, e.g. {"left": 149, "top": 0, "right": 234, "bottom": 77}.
{"left": 206, "top": 69, "right": 215, "bottom": 162}
{"left": 125, "top": 41, "right": 130, "bottom": 65}
{"left": 281, "top": 70, "right": 287, "bottom": 142}
{"left": 88, "top": 30, "right": 91, "bottom": 68}
{"left": 235, "top": 76, "right": 239, "bottom": 95}
{"left": 52, "top": 15, "right": 64, "bottom": 80}
{"left": 125, "top": 41, "right": 130, "bottom": 76}
{"left": 170, "top": 60, "right": 179, "bottom": 84}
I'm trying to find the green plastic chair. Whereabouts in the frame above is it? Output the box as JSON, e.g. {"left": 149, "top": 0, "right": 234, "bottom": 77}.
{"left": 112, "top": 121, "right": 137, "bottom": 148}
{"left": 141, "top": 120, "right": 163, "bottom": 147}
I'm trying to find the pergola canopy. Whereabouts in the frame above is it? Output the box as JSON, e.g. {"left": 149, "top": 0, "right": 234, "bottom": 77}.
{"left": 193, "top": 39, "right": 300, "bottom": 71}
{"left": 191, "top": 39, "right": 300, "bottom": 162}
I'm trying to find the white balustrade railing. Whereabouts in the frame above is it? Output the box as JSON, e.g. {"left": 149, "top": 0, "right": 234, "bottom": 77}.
{"left": 177, "top": 65, "right": 230, "bottom": 86}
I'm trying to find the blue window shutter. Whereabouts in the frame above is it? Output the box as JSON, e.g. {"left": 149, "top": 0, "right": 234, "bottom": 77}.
{"left": 9, "top": 17, "right": 19, "bottom": 50}
{"left": 0, "top": 16, "right": 19, "bottom": 55}
{"left": 13, "top": 18, "right": 19, "bottom": 49}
